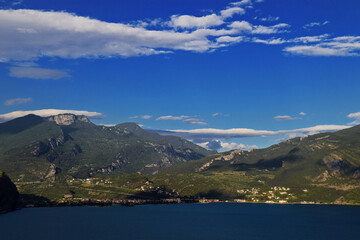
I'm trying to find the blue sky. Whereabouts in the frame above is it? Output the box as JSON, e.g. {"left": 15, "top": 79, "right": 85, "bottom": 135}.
{"left": 1, "top": 0, "right": 360, "bottom": 151}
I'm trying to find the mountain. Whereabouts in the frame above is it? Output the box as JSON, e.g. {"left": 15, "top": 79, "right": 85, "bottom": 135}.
{"left": 0, "top": 114, "right": 214, "bottom": 182}
{"left": 0, "top": 170, "right": 19, "bottom": 213}
{"left": 153, "top": 125, "right": 360, "bottom": 203}
{"left": 1, "top": 113, "right": 360, "bottom": 205}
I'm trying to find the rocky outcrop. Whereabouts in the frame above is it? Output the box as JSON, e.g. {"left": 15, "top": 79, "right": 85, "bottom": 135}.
{"left": 322, "top": 153, "right": 354, "bottom": 175}
{"left": 323, "top": 154, "right": 345, "bottom": 173}
{"left": 31, "top": 133, "right": 66, "bottom": 157}
{"left": 89, "top": 154, "right": 128, "bottom": 176}
{"left": 0, "top": 171, "right": 19, "bottom": 213}
{"left": 196, "top": 149, "right": 244, "bottom": 172}
{"left": 47, "top": 114, "right": 90, "bottom": 125}
{"left": 155, "top": 144, "right": 204, "bottom": 163}
{"left": 44, "top": 164, "right": 61, "bottom": 182}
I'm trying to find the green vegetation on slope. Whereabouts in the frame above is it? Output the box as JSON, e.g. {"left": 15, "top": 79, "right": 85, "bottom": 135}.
{"left": 1, "top": 114, "right": 360, "bottom": 205}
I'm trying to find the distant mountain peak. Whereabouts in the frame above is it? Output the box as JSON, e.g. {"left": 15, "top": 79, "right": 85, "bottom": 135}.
{"left": 46, "top": 114, "right": 90, "bottom": 125}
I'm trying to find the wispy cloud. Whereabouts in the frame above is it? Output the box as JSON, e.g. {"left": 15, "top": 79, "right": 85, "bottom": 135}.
{"left": 229, "top": 21, "right": 290, "bottom": 34}
{"left": 220, "top": 7, "right": 245, "bottom": 19}
{"left": 299, "top": 112, "right": 307, "bottom": 116}
{"left": 9, "top": 67, "right": 70, "bottom": 79}
{"left": 251, "top": 23, "right": 290, "bottom": 34}
{"left": 0, "top": 109, "right": 103, "bottom": 121}
{"left": 252, "top": 34, "right": 329, "bottom": 45}
{"left": 141, "top": 115, "right": 152, "bottom": 119}
{"left": 256, "top": 15, "right": 280, "bottom": 22}
{"left": 128, "top": 115, "right": 152, "bottom": 119}
{"left": 154, "top": 125, "right": 349, "bottom": 143}
{"left": 274, "top": 115, "right": 299, "bottom": 121}
{"left": 212, "top": 112, "right": 230, "bottom": 117}
{"left": 231, "top": 0, "right": 263, "bottom": 7}
{"left": 0, "top": 3, "right": 355, "bottom": 62}
{"left": 183, "top": 118, "right": 207, "bottom": 125}
{"left": 284, "top": 36, "right": 360, "bottom": 56}
{"left": 4, "top": 97, "right": 32, "bottom": 106}
{"left": 252, "top": 37, "right": 286, "bottom": 45}
{"left": 0, "top": 1, "right": 289, "bottom": 62}
{"left": 303, "top": 21, "right": 329, "bottom": 29}
{"left": 348, "top": 112, "right": 360, "bottom": 125}
{"left": 156, "top": 115, "right": 189, "bottom": 120}
{"left": 292, "top": 34, "right": 330, "bottom": 43}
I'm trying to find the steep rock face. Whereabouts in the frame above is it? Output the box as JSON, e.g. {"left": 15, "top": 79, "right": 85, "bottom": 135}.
{"left": 0, "top": 171, "right": 19, "bottom": 213}
{"left": 31, "top": 133, "right": 66, "bottom": 157}
{"left": 47, "top": 114, "right": 90, "bottom": 125}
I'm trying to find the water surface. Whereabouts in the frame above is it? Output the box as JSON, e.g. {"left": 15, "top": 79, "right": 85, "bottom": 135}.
{"left": 1, "top": 203, "right": 359, "bottom": 240}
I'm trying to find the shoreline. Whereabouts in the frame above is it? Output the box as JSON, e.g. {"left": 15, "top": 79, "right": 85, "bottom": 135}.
{"left": 16, "top": 197, "right": 360, "bottom": 210}
{"left": 3, "top": 197, "right": 360, "bottom": 215}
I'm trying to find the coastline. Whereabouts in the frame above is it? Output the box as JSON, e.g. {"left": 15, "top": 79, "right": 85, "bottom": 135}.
{"left": 7, "top": 197, "right": 359, "bottom": 214}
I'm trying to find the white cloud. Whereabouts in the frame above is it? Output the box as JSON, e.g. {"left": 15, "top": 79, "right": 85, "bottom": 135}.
{"left": 129, "top": 116, "right": 139, "bottom": 119}
{"left": 212, "top": 112, "right": 230, "bottom": 117}
{"left": 251, "top": 23, "right": 290, "bottom": 34}
{"left": 257, "top": 16, "right": 280, "bottom": 22}
{"left": 0, "top": 8, "right": 294, "bottom": 61}
{"left": 284, "top": 45, "right": 351, "bottom": 57}
{"left": 9, "top": 67, "right": 70, "bottom": 79}
{"left": 229, "top": 21, "right": 253, "bottom": 31}
{"left": 303, "top": 21, "right": 329, "bottom": 29}
{"left": 156, "top": 115, "right": 189, "bottom": 120}
{"left": 154, "top": 125, "right": 349, "bottom": 142}
{"left": 0, "top": 109, "right": 103, "bottom": 121}
{"left": 0, "top": 9, "right": 220, "bottom": 61}
{"left": 274, "top": 115, "right": 299, "bottom": 121}
{"left": 299, "top": 112, "right": 307, "bottom": 116}
{"left": 292, "top": 34, "right": 329, "bottom": 43}
{"left": 4, "top": 97, "right": 32, "bottom": 106}
{"left": 284, "top": 35, "right": 360, "bottom": 57}
{"left": 277, "top": 125, "right": 350, "bottom": 136}
{"left": 252, "top": 37, "right": 286, "bottom": 45}
{"left": 347, "top": 112, "right": 360, "bottom": 125}
{"left": 183, "top": 118, "right": 207, "bottom": 125}
{"left": 169, "top": 13, "right": 224, "bottom": 29}
{"left": 220, "top": 7, "right": 245, "bottom": 19}
{"left": 253, "top": 34, "right": 330, "bottom": 46}
{"left": 197, "top": 139, "right": 257, "bottom": 151}
{"left": 12, "top": 61, "right": 38, "bottom": 67}
{"left": 220, "top": 141, "right": 257, "bottom": 150}
{"left": 141, "top": 115, "right": 152, "bottom": 119}
{"left": 229, "top": 21, "right": 290, "bottom": 35}
{"left": 231, "top": 0, "right": 263, "bottom": 7}
{"left": 1, "top": 5, "right": 355, "bottom": 60}
{"left": 216, "top": 36, "right": 243, "bottom": 43}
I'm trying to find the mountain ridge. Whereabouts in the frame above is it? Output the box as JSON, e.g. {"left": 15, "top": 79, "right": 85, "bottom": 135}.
{"left": 1, "top": 114, "right": 360, "bottom": 205}
{"left": 0, "top": 114, "right": 214, "bottom": 181}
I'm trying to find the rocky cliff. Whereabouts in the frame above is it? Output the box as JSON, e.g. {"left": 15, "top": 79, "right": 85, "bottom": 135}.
{"left": 47, "top": 114, "right": 90, "bottom": 125}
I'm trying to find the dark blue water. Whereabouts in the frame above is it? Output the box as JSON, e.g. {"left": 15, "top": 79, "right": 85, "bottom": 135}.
{"left": 1, "top": 203, "right": 360, "bottom": 240}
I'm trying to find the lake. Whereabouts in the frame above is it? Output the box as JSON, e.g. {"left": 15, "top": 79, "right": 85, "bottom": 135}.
{"left": 1, "top": 203, "right": 359, "bottom": 240}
